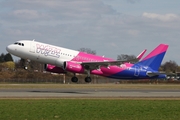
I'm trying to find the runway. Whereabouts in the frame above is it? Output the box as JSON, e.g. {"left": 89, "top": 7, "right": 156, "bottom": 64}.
{"left": 0, "top": 88, "right": 180, "bottom": 98}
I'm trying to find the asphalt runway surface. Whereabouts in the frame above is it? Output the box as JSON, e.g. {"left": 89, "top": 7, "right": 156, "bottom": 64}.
{"left": 0, "top": 88, "right": 180, "bottom": 98}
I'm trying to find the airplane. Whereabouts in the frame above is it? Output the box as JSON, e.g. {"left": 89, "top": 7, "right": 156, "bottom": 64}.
{"left": 6, "top": 40, "right": 168, "bottom": 83}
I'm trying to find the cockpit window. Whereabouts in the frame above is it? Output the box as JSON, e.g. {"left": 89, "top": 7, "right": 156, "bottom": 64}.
{"left": 14, "top": 42, "right": 24, "bottom": 46}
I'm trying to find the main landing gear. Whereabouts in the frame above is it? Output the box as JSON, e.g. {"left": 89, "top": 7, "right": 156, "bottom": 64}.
{"left": 71, "top": 76, "right": 78, "bottom": 83}
{"left": 71, "top": 71, "right": 92, "bottom": 83}
{"left": 85, "top": 69, "right": 92, "bottom": 83}
{"left": 85, "top": 77, "right": 92, "bottom": 83}
{"left": 71, "top": 76, "right": 92, "bottom": 83}
{"left": 71, "top": 66, "right": 92, "bottom": 83}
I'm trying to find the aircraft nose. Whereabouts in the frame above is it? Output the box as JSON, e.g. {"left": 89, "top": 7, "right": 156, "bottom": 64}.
{"left": 6, "top": 45, "right": 10, "bottom": 52}
{"left": 6, "top": 44, "right": 14, "bottom": 53}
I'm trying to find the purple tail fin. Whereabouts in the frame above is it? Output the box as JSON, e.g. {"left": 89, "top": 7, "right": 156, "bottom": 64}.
{"left": 137, "top": 44, "right": 169, "bottom": 71}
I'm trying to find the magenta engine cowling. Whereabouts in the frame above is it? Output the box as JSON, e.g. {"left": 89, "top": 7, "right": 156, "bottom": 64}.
{"left": 63, "top": 61, "right": 84, "bottom": 73}
{"left": 45, "top": 64, "right": 66, "bottom": 73}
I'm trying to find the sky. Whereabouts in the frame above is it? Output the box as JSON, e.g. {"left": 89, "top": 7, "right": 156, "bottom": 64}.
{"left": 0, "top": 0, "right": 180, "bottom": 64}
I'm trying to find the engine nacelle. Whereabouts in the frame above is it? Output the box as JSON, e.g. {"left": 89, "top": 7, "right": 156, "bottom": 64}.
{"left": 63, "top": 61, "right": 84, "bottom": 73}
{"left": 44, "top": 64, "right": 66, "bottom": 73}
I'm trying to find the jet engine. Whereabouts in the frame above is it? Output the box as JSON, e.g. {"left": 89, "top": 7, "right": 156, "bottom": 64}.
{"left": 63, "top": 61, "right": 84, "bottom": 73}
{"left": 44, "top": 64, "right": 66, "bottom": 73}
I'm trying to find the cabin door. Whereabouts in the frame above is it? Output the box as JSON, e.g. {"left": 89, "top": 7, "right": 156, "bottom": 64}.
{"left": 134, "top": 66, "right": 140, "bottom": 76}
{"left": 29, "top": 41, "right": 35, "bottom": 53}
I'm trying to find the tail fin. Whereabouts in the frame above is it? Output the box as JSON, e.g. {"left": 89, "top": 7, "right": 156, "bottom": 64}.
{"left": 137, "top": 44, "right": 168, "bottom": 71}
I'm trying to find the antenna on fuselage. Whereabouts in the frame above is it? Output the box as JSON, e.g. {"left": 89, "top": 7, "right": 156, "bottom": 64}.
{"left": 33, "top": 39, "right": 35, "bottom": 41}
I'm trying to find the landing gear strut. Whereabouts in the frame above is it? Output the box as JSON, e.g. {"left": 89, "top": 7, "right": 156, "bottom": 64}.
{"left": 85, "top": 69, "right": 92, "bottom": 83}
{"left": 24, "top": 59, "right": 30, "bottom": 70}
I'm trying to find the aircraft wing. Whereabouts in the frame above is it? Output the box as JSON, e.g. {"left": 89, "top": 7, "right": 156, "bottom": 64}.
{"left": 80, "top": 59, "right": 137, "bottom": 70}
{"left": 80, "top": 49, "right": 146, "bottom": 70}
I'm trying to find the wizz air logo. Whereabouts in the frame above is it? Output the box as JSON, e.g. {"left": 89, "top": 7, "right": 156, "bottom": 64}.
{"left": 36, "top": 44, "right": 61, "bottom": 58}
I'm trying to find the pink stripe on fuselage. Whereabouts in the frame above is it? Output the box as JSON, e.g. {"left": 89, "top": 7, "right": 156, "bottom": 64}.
{"left": 142, "top": 44, "right": 168, "bottom": 61}
{"left": 71, "top": 52, "right": 114, "bottom": 62}
{"left": 101, "top": 63, "right": 134, "bottom": 76}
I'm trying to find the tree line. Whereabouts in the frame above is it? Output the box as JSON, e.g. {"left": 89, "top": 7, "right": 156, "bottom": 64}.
{"left": 0, "top": 53, "right": 13, "bottom": 62}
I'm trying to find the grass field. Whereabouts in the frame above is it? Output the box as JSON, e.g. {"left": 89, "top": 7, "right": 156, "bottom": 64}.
{"left": 0, "top": 84, "right": 180, "bottom": 120}
{"left": 0, "top": 99, "right": 180, "bottom": 120}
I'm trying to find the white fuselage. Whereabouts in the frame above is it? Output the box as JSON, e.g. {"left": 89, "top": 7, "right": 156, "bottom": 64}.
{"left": 7, "top": 40, "right": 79, "bottom": 67}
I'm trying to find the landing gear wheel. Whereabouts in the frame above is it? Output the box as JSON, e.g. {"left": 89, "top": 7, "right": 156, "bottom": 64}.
{"left": 71, "top": 76, "right": 78, "bottom": 83}
{"left": 85, "top": 77, "right": 92, "bottom": 83}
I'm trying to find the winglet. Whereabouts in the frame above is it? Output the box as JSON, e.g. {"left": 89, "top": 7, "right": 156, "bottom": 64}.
{"left": 136, "top": 49, "right": 147, "bottom": 60}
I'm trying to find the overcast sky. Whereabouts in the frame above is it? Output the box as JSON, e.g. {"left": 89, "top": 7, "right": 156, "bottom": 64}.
{"left": 0, "top": 0, "right": 180, "bottom": 64}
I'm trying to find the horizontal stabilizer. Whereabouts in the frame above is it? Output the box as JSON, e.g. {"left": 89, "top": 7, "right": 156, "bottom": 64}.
{"left": 146, "top": 71, "right": 166, "bottom": 77}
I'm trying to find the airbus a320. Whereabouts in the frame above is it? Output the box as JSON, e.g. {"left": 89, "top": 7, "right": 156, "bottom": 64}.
{"left": 6, "top": 40, "right": 168, "bottom": 83}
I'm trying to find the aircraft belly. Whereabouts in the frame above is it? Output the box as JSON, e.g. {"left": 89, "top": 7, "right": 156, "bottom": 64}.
{"left": 101, "top": 66, "right": 133, "bottom": 78}
{"left": 101, "top": 67, "right": 147, "bottom": 79}
{"left": 110, "top": 70, "right": 135, "bottom": 79}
